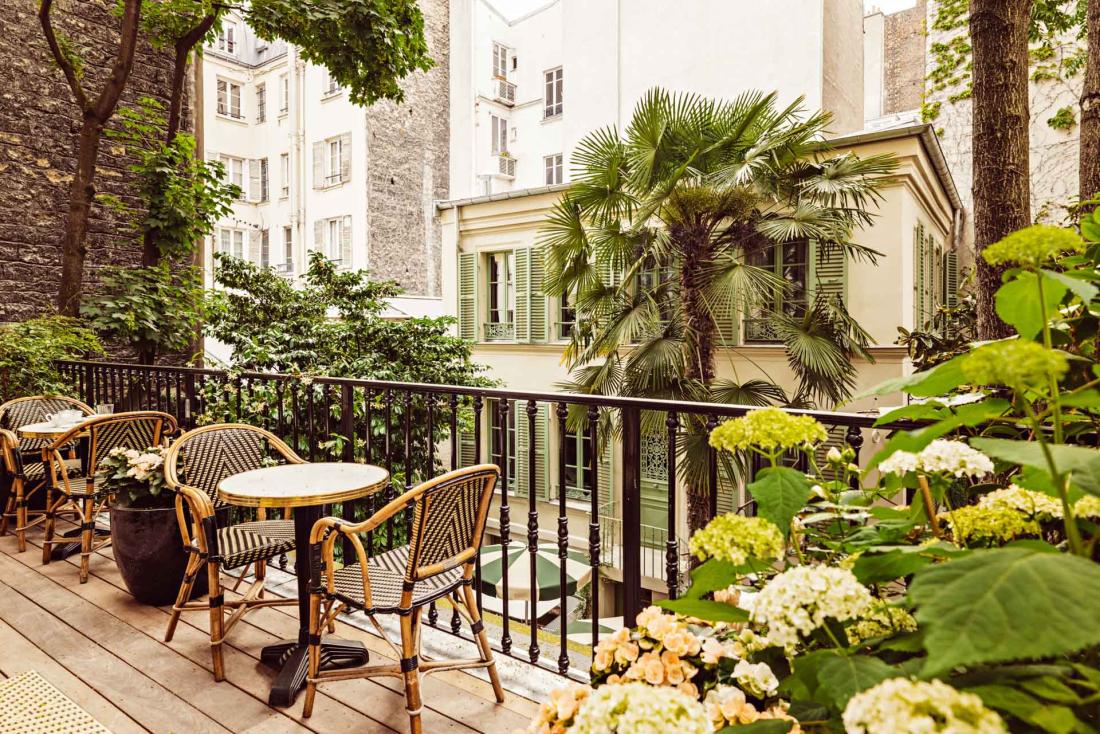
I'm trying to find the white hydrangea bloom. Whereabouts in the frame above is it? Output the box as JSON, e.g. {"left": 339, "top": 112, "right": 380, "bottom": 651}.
{"left": 978, "top": 485, "right": 1063, "bottom": 519}
{"left": 750, "top": 566, "right": 873, "bottom": 649}
{"left": 570, "top": 682, "right": 712, "bottom": 734}
{"left": 733, "top": 659, "right": 779, "bottom": 698}
{"left": 843, "top": 678, "right": 1007, "bottom": 734}
{"left": 879, "top": 440, "right": 993, "bottom": 479}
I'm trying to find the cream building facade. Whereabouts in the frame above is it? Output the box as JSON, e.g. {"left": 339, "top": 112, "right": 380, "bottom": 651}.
{"left": 439, "top": 124, "right": 962, "bottom": 609}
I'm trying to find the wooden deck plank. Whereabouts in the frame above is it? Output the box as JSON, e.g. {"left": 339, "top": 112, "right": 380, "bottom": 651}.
{"left": 0, "top": 618, "right": 150, "bottom": 734}
{"left": 0, "top": 571, "right": 228, "bottom": 734}
{"left": 70, "top": 534, "right": 535, "bottom": 731}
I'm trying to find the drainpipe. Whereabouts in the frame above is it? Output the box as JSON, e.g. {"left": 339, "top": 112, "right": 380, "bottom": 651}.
{"left": 295, "top": 49, "right": 306, "bottom": 273}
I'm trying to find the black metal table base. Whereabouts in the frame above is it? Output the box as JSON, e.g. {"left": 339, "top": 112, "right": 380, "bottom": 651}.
{"left": 260, "top": 638, "right": 368, "bottom": 707}
{"left": 51, "top": 527, "right": 110, "bottom": 561}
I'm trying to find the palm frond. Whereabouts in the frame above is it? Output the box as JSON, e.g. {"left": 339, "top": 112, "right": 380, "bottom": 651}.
{"left": 709, "top": 378, "right": 788, "bottom": 406}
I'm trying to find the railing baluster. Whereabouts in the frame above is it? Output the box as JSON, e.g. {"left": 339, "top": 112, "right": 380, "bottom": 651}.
{"left": 498, "top": 398, "right": 511, "bottom": 656}
{"left": 846, "top": 424, "right": 864, "bottom": 490}
{"left": 525, "top": 399, "right": 540, "bottom": 664}
{"left": 587, "top": 405, "right": 600, "bottom": 654}
{"left": 665, "top": 411, "right": 680, "bottom": 598}
{"left": 473, "top": 396, "right": 484, "bottom": 615}
{"left": 449, "top": 393, "right": 461, "bottom": 634}
{"left": 706, "top": 413, "right": 719, "bottom": 522}
{"left": 307, "top": 383, "right": 317, "bottom": 461}
{"left": 555, "top": 401, "right": 570, "bottom": 675}
{"left": 340, "top": 384, "right": 355, "bottom": 564}
{"left": 384, "top": 389, "right": 395, "bottom": 550}
{"left": 403, "top": 391, "right": 414, "bottom": 541}
{"left": 427, "top": 394, "right": 438, "bottom": 628}
{"left": 620, "top": 406, "right": 641, "bottom": 628}
{"left": 364, "top": 388, "right": 376, "bottom": 556}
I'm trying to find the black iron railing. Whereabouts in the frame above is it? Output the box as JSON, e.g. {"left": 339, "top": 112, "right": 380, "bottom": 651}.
{"left": 57, "top": 359, "right": 907, "bottom": 679}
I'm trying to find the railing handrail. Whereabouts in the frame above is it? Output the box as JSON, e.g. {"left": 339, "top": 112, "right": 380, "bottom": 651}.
{"left": 56, "top": 360, "right": 913, "bottom": 430}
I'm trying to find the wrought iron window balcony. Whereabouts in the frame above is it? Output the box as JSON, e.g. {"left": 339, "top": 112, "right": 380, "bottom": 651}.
{"left": 495, "top": 155, "right": 517, "bottom": 179}
{"left": 744, "top": 317, "right": 781, "bottom": 343}
{"left": 483, "top": 321, "right": 515, "bottom": 341}
{"left": 492, "top": 78, "right": 516, "bottom": 106}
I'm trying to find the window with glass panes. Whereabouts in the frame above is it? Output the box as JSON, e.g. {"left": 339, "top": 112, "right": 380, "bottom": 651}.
{"left": 544, "top": 154, "right": 563, "bottom": 185}
{"left": 752, "top": 241, "right": 809, "bottom": 317}
{"left": 216, "top": 79, "right": 242, "bottom": 118}
{"left": 255, "top": 83, "right": 266, "bottom": 122}
{"left": 327, "top": 139, "right": 342, "bottom": 184}
{"left": 492, "top": 42, "right": 508, "bottom": 78}
{"left": 491, "top": 115, "right": 508, "bottom": 155}
{"left": 279, "top": 74, "right": 289, "bottom": 113}
{"left": 220, "top": 156, "right": 245, "bottom": 194}
{"left": 326, "top": 218, "right": 341, "bottom": 260}
{"left": 544, "top": 67, "right": 563, "bottom": 118}
{"left": 217, "top": 23, "right": 236, "bottom": 54}
{"left": 490, "top": 401, "right": 517, "bottom": 486}
{"left": 282, "top": 226, "right": 293, "bottom": 268}
{"left": 562, "top": 429, "right": 593, "bottom": 499}
{"left": 638, "top": 261, "right": 676, "bottom": 324}
{"left": 558, "top": 289, "right": 575, "bottom": 339}
{"left": 217, "top": 229, "right": 244, "bottom": 259}
{"left": 488, "top": 252, "right": 514, "bottom": 325}
{"left": 280, "top": 153, "right": 289, "bottom": 197}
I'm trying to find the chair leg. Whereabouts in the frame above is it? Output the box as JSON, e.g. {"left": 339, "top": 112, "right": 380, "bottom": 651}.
{"left": 401, "top": 608, "right": 424, "bottom": 734}
{"left": 207, "top": 560, "right": 226, "bottom": 681}
{"left": 40, "top": 489, "right": 56, "bottom": 565}
{"left": 165, "top": 552, "right": 202, "bottom": 642}
{"left": 14, "top": 480, "right": 27, "bottom": 553}
{"left": 303, "top": 590, "right": 323, "bottom": 718}
{"left": 1, "top": 492, "right": 11, "bottom": 536}
{"left": 78, "top": 498, "right": 95, "bottom": 583}
{"left": 462, "top": 585, "right": 505, "bottom": 703}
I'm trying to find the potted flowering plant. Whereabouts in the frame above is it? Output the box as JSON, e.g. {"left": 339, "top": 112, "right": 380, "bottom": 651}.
{"left": 518, "top": 220, "right": 1100, "bottom": 733}
{"left": 103, "top": 446, "right": 205, "bottom": 604}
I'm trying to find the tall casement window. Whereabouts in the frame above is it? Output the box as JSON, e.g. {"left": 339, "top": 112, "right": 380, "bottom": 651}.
{"left": 914, "top": 222, "right": 957, "bottom": 326}
{"left": 282, "top": 226, "right": 293, "bottom": 269}
{"left": 217, "top": 23, "right": 236, "bottom": 54}
{"left": 637, "top": 262, "right": 676, "bottom": 325}
{"left": 314, "top": 215, "right": 351, "bottom": 268}
{"left": 492, "top": 42, "right": 508, "bottom": 78}
{"left": 491, "top": 115, "right": 508, "bottom": 155}
{"left": 490, "top": 400, "right": 518, "bottom": 486}
{"left": 280, "top": 153, "right": 290, "bottom": 198}
{"left": 255, "top": 83, "right": 266, "bottom": 123}
{"left": 279, "top": 74, "right": 289, "bottom": 113}
{"left": 248, "top": 158, "right": 269, "bottom": 202}
{"left": 558, "top": 289, "right": 575, "bottom": 340}
{"left": 544, "top": 67, "right": 563, "bottom": 118}
{"left": 217, "top": 228, "right": 245, "bottom": 259}
{"left": 326, "top": 218, "right": 341, "bottom": 260}
{"left": 562, "top": 429, "right": 594, "bottom": 499}
{"left": 220, "top": 155, "right": 245, "bottom": 197}
{"left": 313, "top": 134, "right": 350, "bottom": 188}
{"left": 322, "top": 68, "right": 341, "bottom": 96}
{"left": 544, "top": 154, "right": 563, "bottom": 185}
{"left": 259, "top": 229, "right": 270, "bottom": 268}
{"left": 216, "top": 79, "right": 242, "bottom": 118}
{"left": 486, "top": 251, "right": 515, "bottom": 340}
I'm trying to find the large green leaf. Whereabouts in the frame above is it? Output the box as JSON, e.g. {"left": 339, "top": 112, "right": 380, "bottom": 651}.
{"left": 747, "top": 467, "right": 811, "bottom": 536}
{"left": 656, "top": 598, "right": 749, "bottom": 623}
{"left": 995, "top": 272, "right": 1067, "bottom": 339}
{"left": 1042, "top": 269, "right": 1099, "bottom": 303}
{"left": 716, "top": 721, "right": 793, "bottom": 734}
{"left": 816, "top": 654, "right": 899, "bottom": 710}
{"left": 970, "top": 438, "right": 1100, "bottom": 497}
{"left": 868, "top": 399, "right": 1010, "bottom": 469}
{"left": 910, "top": 548, "right": 1100, "bottom": 676}
{"left": 682, "top": 559, "right": 752, "bottom": 600}
{"left": 853, "top": 354, "right": 968, "bottom": 400}
{"left": 852, "top": 549, "right": 934, "bottom": 585}
{"left": 967, "top": 684, "right": 1083, "bottom": 734}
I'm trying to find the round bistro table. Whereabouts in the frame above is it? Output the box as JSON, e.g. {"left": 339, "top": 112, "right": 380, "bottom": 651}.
{"left": 218, "top": 462, "right": 390, "bottom": 707}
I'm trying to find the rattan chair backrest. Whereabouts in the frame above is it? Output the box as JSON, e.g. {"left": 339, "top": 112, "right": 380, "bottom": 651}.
{"left": 404, "top": 465, "right": 498, "bottom": 583}
{"left": 0, "top": 396, "right": 92, "bottom": 452}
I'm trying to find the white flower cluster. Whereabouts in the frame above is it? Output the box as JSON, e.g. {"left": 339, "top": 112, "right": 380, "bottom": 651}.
{"left": 108, "top": 447, "right": 165, "bottom": 482}
{"left": 750, "top": 566, "right": 873, "bottom": 649}
{"left": 733, "top": 659, "right": 779, "bottom": 698}
{"left": 569, "top": 682, "right": 712, "bottom": 734}
{"left": 703, "top": 686, "right": 799, "bottom": 731}
{"left": 978, "top": 485, "right": 1063, "bottom": 518}
{"left": 879, "top": 440, "right": 994, "bottom": 478}
{"left": 843, "top": 678, "right": 1007, "bottom": 734}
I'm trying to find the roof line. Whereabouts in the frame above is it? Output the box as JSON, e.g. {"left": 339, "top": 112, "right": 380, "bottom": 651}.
{"left": 480, "top": 0, "right": 561, "bottom": 26}
{"left": 436, "top": 182, "right": 571, "bottom": 210}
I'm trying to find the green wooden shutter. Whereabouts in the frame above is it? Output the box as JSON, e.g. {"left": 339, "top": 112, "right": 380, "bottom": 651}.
{"left": 816, "top": 425, "right": 848, "bottom": 482}
{"left": 515, "top": 248, "right": 530, "bottom": 341}
{"left": 716, "top": 472, "right": 737, "bottom": 515}
{"left": 529, "top": 248, "right": 548, "bottom": 341}
{"left": 598, "top": 443, "right": 613, "bottom": 512}
{"left": 944, "top": 250, "right": 959, "bottom": 307}
{"left": 458, "top": 252, "right": 477, "bottom": 341}
{"left": 812, "top": 240, "right": 847, "bottom": 305}
{"left": 514, "top": 404, "right": 549, "bottom": 500}
{"left": 913, "top": 224, "right": 925, "bottom": 326}
{"left": 459, "top": 431, "right": 477, "bottom": 467}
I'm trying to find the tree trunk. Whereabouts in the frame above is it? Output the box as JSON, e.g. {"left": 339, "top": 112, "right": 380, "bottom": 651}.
{"left": 970, "top": 0, "right": 1032, "bottom": 339}
{"left": 1081, "top": 0, "right": 1100, "bottom": 211}
{"left": 678, "top": 226, "right": 716, "bottom": 533}
{"left": 57, "top": 116, "right": 104, "bottom": 316}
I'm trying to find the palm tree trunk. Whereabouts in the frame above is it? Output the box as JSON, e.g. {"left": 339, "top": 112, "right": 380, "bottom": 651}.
{"left": 678, "top": 226, "right": 716, "bottom": 533}
{"left": 970, "top": 0, "right": 1032, "bottom": 339}
{"left": 1080, "top": 0, "right": 1100, "bottom": 211}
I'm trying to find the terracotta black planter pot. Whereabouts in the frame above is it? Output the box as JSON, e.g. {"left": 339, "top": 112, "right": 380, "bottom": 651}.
{"left": 110, "top": 504, "right": 208, "bottom": 605}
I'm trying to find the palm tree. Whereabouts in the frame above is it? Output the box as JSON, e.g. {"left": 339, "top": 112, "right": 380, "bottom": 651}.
{"left": 539, "top": 89, "right": 895, "bottom": 532}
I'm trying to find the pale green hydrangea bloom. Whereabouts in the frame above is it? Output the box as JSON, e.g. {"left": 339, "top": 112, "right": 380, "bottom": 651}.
{"left": 570, "top": 682, "right": 712, "bottom": 734}
{"left": 848, "top": 601, "right": 918, "bottom": 645}
{"left": 750, "top": 566, "right": 873, "bottom": 649}
{"left": 1075, "top": 496, "right": 1100, "bottom": 518}
{"left": 982, "top": 224, "right": 1084, "bottom": 268}
{"left": 688, "top": 514, "right": 784, "bottom": 564}
{"left": 941, "top": 505, "right": 1041, "bottom": 546}
{"left": 962, "top": 341, "right": 1069, "bottom": 391}
{"left": 843, "top": 678, "right": 1007, "bottom": 734}
{"left": 709, "top": 407, "right": 828, "bottom": 453}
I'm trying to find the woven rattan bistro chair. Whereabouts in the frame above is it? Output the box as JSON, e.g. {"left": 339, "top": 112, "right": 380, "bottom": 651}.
{"left": 162, "top": 423, "right": 304, "bottom": 681}
{"left": 0, "top": 396, "right": 92, "bottom": 549}
{"left": 304, "top": 464, "right": 505, "bottom": 733}
{"left": 41, "top": 411, "right": 178, "bottom": 583}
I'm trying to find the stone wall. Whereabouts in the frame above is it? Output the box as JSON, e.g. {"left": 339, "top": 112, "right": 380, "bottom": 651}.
{"left": 0, "top": 0, "right": 183, "bottom": 323}
{"left": 365, "top": 0, "right": 449, "bottom": 297}
{"left": 883, "top": 0, "right": 926, "bottom": 114}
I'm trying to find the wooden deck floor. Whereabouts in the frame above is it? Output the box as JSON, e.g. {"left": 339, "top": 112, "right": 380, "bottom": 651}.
{"left": 0, "top": 521, "right": 538, "bottom": 733}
